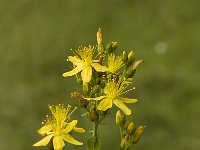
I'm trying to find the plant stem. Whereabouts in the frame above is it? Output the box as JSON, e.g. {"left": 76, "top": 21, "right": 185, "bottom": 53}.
{"left": 93, "top": 121, "right": 101, "bottom": 150}
{"left": 94, "top": 122, "right": 99, "bottom": 138}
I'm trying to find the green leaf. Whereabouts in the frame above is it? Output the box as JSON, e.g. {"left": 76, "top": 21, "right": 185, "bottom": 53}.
{"left": 87, "top": 136, "right": 101, "bottom": 150}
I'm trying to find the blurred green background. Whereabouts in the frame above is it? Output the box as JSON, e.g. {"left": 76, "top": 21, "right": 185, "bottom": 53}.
{"left": 0, "top": 0, "right": 200, "bottom": 149}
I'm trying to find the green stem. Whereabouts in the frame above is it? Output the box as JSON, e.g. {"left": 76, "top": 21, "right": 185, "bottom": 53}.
{"left": 94, "top": 122, "right": 99, "bottom": 138}
{"left": 93, "top": 122, "right": 101, "bottom": 150}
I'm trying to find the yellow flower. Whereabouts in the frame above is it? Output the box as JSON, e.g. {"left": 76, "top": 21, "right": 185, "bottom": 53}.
{"left": 85, "top": 81, "right": 137, "bottom": 115}
{"left": 107, "top": 54, "right": 123, "bottom": 73}
{"left": 33, "top": 104, "right": 85, "bottom": 150}
{"left": 63, "top": 46, "right": 107, "bottom": 83}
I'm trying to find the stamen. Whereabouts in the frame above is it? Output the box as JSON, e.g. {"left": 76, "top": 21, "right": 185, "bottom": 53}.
{"left": 68, "top": 106, "right": 77, "bottom": 117}
{"left": 120, "top": 87, "right": 136, "bottom": 95}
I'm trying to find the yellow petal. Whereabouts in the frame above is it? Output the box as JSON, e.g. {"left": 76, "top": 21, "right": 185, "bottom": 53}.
{"left": 104, "top": 85, "right": 110, "bottom": 95}
{"left": 103, "top": 82, "right": 115, "bottom": 95}
{"left": 63, "top": 120, "right": 78, "bottom": 133}
{"left": 68, "top": 56, "right": 82, "bottom": 66}
{"left": 119, "top": 97, "right": 138, "bottom": 103}
{"left": 73, "top": 127, "right": 85, "bottom": 133}
{"left": 81, "top": 66, "right": 92, "bottom": 82}
{"left": 84, "top": 96, "right": 107, "bottom": 101}
{"left": 93, "top": 60, "right": 99, "bottom": 63}
{"left": 33, "top": 134, "right": 54, "bottom": 147}
{"left": 113, "top": 99, "right": 131, "bottom": 115}
{"left": 53, "top": 136, "right": 65, "bottom": 150}
{"left": 62, "top": 134, "right": 83, "bottom": 145}
{"left": 37, "top": 125, "right": 52, "bottom": 135}
{"left": 92, "top": 63, "right": 108, "bottom": 72}
{"left": 97, "top": 98, "right": 113, "bottom": 111}
{"left": 63, "top": 66, "right": 82, "bottom": 77}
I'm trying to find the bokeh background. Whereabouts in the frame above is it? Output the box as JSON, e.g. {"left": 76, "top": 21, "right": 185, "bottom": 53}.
{"left": 1, "top": 0, "right": 200, "bottom": 149}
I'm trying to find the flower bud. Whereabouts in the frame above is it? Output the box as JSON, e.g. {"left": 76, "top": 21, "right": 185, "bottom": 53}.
{"left": 116, "top": 110, "right": 125, "bottom": 126}
{"left": 128, "top": 51, "right": 135, "bottom": 63}
{"left": 97, "top": 28, "right": 102, "bottom": 45}
{"left": 125, "top": 69, "right": 136, "bottom": 79}
{"left": 127, "top": 122, "right": 135, "bottom": 134}
{"left": 128, "top": 51, "right": 134, "bottom": 60}
{"left": 133, "top": 60, "right": 144, "bottom": 70}
{"left": 120, "top": 135, "right": 129, "bottom": 149}
{"left": 125, "top": 51, "right": 135, "bottom": 68}
{"left": 116, "top": 110, "right": 121, "bottom": 126}
{"left": 105, "top": 42, "right": 118, "bottom": 54}
{"left": 112, "top": 42, "right": 118, "bottom": 49}
{"left": 122, "top": 51, "right": 128, "bottom": 63}
{"left": 132, "top": 125, "right": 145, "bottom": 143}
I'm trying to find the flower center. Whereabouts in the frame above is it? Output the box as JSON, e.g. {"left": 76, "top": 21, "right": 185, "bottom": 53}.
{"left": 79, "top": 46, "right": 94, "bottom": 66}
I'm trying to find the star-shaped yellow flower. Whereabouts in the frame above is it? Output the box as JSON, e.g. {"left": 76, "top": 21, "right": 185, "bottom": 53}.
{"left": 33, "top": 104, "right": 85, "bottom": 150}
{"left": 63, "top": 46, "right": 107, "bottom": 83}
{"left": 107, "top": 54, "right": 123, "bottom": 73}
{"left": 85, "top": 81, "right": 137, "bottom": 115}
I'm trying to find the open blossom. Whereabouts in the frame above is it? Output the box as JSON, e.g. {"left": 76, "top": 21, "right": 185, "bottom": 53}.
{"left": 33, "top": 104, "right": 85, "bottom": 150}
{"left": 85, "top": 81, "right": 137, "bottom": 115}
{"left": 63, "top": 46, "right": 107, "bottom": 83}
{"left": 107, "top": 54, "right": 123, "bottom": 73}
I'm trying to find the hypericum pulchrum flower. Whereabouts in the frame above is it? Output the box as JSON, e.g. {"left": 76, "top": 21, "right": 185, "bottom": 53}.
{"left": 63, "top": 46, "right": 107, "bottom": 83}
{"left": 85, "top": 81, "right": 137, "bottom": 115}
{"left": 33, "top": 104, "right": 85, "bottom": 150}
{"left": 107, "top": 53, "right": 123, "bottom": 73}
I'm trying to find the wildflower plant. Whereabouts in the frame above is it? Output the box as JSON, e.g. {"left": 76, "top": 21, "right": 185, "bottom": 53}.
{"left": 33, "top": 28, "right": 145, "bottom": 150}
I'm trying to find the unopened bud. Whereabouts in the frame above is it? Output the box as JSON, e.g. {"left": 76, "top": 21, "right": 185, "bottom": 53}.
{"left": 97, "top": 28, "right": 102, "bottom": 45}
{"left": 106, "top": 42, "right": 118, "bottom": 54}
{"left": 126, "top": 51, "right": 135, "bottom": 67}
{"left": 128, "top": 51, "right": 135, "bottom": 63}
{"left": 120, "top": 135, "right": 129, "bottom": 149}
{"left": 112, "top": 42, "right": 118, "bottom": 50}
{"left": 116, "top": 110, "right": 121, "bottom": 125}
{"left": 133, "top": 60, "right": 144, "bottom": 70}
{"left": 128, "top": 51, "right": 134, "bottom": 59}
{"left": 116, "top": 110, "right": 125, "bottom": 126}
{"left": 122, "top": 51, "right": 128, "bottom": 63}
{"left": 133, "top": 125, "right": 145, "bottom": 143}
{"left": 125, "top": 69, "right": 136, "bottom": 79}
{"left": 127, "top": 122, "right": 135, "bottom": 133}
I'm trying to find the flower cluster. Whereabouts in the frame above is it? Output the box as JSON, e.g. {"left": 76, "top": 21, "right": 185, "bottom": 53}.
{"left": 34, "top": 28, "right": 145, "bottom": 150}
{"left": 64, "top": 29, "right": 143, "bottom": 117}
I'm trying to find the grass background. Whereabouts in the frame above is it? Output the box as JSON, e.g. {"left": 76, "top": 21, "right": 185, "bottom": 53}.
{"left": 0, "top": 0, "right": 200, "bottom": 149}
